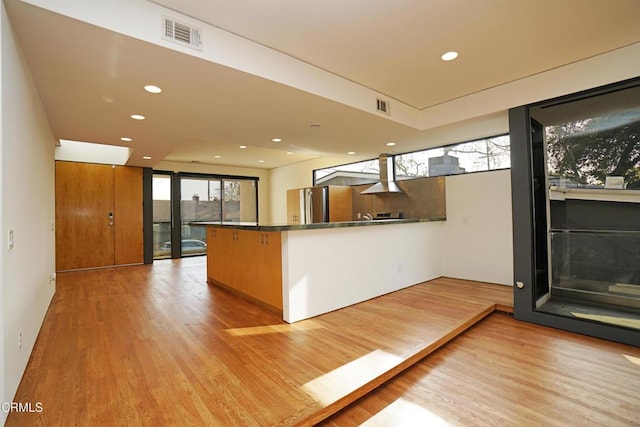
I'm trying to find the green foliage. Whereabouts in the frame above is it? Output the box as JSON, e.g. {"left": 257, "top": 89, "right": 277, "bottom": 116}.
{"left": 546, "top": 112, "right": 640, "bottom": 188}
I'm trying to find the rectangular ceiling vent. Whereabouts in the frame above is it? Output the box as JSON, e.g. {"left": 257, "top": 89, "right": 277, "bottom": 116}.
{"left": 376, "top": 98, "right": 390, "bottom": 115}
{"left": 162, "top": 16, "right": 202, "bottom": 51}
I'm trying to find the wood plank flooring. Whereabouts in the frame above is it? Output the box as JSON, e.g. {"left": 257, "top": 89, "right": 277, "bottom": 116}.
{"left": 320, "top": 312, "right": 640, "bottom": 426}
{"left": 7, "top": 257, "right": 637, "bottom": 426}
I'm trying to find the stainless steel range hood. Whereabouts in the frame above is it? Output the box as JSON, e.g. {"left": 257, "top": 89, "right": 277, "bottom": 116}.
{"left": 360, "top": 154, "right": 404, "bottom": 194}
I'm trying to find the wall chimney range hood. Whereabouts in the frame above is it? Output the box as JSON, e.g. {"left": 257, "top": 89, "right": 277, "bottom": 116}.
{"left": 360, "top": 154, "right": 404, "bottom": 194}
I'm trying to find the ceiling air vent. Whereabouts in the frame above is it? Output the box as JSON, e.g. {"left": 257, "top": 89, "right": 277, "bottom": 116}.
{"left": 376, "top": 98, "right": 390, "bottom": 115}
{"left": 162, "top": 16, "right": 202, "bottom": 51}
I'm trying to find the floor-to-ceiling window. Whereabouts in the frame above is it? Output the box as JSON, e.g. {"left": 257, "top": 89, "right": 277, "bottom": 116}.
{"left": 510, "top": 77, "right": 640, "bottom": 346}
{"left": 152, "top": 172, "right": 258, "bottom": 260}
{"left": 180, "top": 177, "right": 221, "bottom": 257}
{"left": 152, "top": 173, "right": 173, "bottom": 259}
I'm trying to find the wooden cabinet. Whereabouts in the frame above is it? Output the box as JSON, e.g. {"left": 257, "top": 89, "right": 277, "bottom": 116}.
{"left": 327, "top": 185, "right": 353, "bottom": 222}
{"left": 250, "top": 231, "right": 282, "bottom": 310}
{"left": 287, "top": 189, "right": 302, "bottom": 224}
{"left": 206, "top": 228, "right": 282, "bottom": 311}
{"left": 207, "top": 227, "right": 225, "bottom": 283}
{"left": 55, "top": 161, "right": 143, "bottom": 271}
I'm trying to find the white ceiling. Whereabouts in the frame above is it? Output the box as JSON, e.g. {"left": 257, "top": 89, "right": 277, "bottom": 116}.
{"left": 6, "top": 0, "right": 640, "bottom": 169}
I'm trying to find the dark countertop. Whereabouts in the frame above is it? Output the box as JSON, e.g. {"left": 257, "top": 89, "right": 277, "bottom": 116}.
{"left": 190, "top": 217, "right": 445, "bottom": 232}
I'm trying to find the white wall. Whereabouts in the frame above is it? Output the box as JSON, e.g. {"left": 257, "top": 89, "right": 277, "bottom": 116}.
{"left": 442, "top": 170, "right": 513, "bottom": 285}
{"left": 272, "top": 157, "right": 515, "bottom": 287}
{"left": 282, "top": 221, "right": 444, "bottom": 322}
{"left": 1, "top": 3, "right": 57, "bottom": 420}
{"left": 153, "top": 160, "right": 272, "bottom": 224}
{"left": 0, "top": 4, "right": 4, "bottom": 416}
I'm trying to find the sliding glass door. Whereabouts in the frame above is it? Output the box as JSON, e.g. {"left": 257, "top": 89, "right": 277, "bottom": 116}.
{"left": 152, "top": 173, "right": 172, "bottom": 259}
{"left": 180, "top": 177, "right": 222, "bottom": 257}
{"left": 223, "top": 179, "right": 258, "bottom": 222}
{"left": 153, "top": 172, "right": 258, "bottom": 260}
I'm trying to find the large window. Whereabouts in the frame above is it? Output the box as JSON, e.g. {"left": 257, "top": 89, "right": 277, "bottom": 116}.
{"left": 394, "top": 135, "right": 510, "bottom": 180}
{"left": 313, "top": 135, "right": 510, "bottom": 186}
{"left": 530, "top": 82, "right": 640, "bottom": 315}
{"left": 508, "top": 78, "right": 640, "bottom": 344}
{"left": 543, "top": 96, "right": 640, "bottom": 189}
{"left": 153, "top": 172, "right": 258, "bottom": 259}
{"left": 314, "top": 158, "right": 381, "bottom": 186}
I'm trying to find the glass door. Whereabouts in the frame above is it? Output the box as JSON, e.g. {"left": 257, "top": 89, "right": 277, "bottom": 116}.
{"left": 511, "top": 78, "right": 640, "bottom": 346}
{"left": 222, "top": 179, "right": 258, "bottom": 223}
{"left": 180, "top": 177, "right": 222, "bottom": 256}
{"left": 152, "top": 173, "right": 172, "bottom": 259}
{"left": 152, "top": 172, "right": 259, "bottom": 260}
{"left": 532, "top": 83, "right": 640, "bottom": 316}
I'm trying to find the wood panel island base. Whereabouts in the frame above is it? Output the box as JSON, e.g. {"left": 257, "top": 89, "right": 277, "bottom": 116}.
{"left": 197, "top": 218, "right": 446, "bottom": 322}
{"left": 206, "top": 227, "right": 284, "bottom": 312}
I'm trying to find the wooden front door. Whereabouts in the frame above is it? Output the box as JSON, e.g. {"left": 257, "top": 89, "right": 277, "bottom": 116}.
{"left": 114, "top": 166, "right": 143, "bottom": 265}
{"left": 55, "top": 161, "right": 144, "bottom": 271}
{"left": 56, "top": 162, "right": 115, "bottom": 270}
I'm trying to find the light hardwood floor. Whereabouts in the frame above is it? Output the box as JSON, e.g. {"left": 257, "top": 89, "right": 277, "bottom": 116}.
{"left": 7, "top": 257, "right": 639, "bottom": 426}
{"left": 320, "top": 312, "right": 640, "bottom": 426}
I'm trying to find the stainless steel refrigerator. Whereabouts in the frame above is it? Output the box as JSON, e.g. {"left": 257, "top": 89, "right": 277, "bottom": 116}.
{"left": 292, "top": 186, "right": 328, "bottom": 224}
{"left": 287, "top": 186, "right": 352, "bottom": 224}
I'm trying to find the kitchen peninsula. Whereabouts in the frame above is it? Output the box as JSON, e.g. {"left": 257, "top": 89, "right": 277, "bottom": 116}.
{"left": 197, "top": 217, "right": 445, "bottom": 323}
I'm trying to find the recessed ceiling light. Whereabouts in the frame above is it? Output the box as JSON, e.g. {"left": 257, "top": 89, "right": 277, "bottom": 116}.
{"left": 386, "top": 142, "right": 396, "bottom": 146}
{"left": 347, "top": 151, "right": 356, "bottom": 155}
{"left": 259, "top": 160, "right": 265, "bottom": 163}
{"left": 214, "top": 155, "right": 221, "bottom": 159}
{"left": 144, "top": 85, "right": 162, "bottom": 94}
{"left": 121, "top": 137, "right": 132, "bottom": 142}
{"left": 272, "top": 138, "right": 282, "bottom": 142}
{"left": 286, "top": 151, "right": 293, "bottom": 155}
{"left": 441, "top": 51, "right": 459, "bottom": 61}
{"left": 130, "top": 114, "right": 145, "bottom": 120}
{"left": 142, "top": 156, "right": 151, "bottom": 160}
{"left": 239, "top": 145, "right": 247, "bottom": 149}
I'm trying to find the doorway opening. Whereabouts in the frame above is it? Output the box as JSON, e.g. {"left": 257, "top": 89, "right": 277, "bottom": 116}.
{"left": 528, "top": 80, "right": 640, "bottom": 332}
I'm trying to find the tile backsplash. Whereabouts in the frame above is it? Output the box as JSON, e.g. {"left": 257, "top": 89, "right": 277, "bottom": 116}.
{"left": 351, "top": 176, "right": 446, "bottom": 220}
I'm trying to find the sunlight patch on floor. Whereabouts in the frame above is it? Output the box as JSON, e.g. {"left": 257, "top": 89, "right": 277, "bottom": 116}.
{"left": 362, "top": 398, "right": 451, "bottom": 426}
{"left": 623, "top": 354, "right": 640, "bottom": 366}
{"left": 225, "top": 320, "right": 323, "bottom": 336}
{"left": 303, "top": 350, "right": 403, "bottom": 406}
{"left": 570, "top": 311, "right": 640, "bottom": 329}
{"left": 608, "top": 283, "right": 640, "bottom": 296}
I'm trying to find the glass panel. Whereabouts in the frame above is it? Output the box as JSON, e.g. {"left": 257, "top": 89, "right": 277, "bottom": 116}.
{"left": 531, "top": 82, "right": 640, "bottom": 327}
{"left": 222, "top": 179, "right": 257, "bottom": 222}
{"left": 152, "top": 174, "right": 172, "bottom": 259}
{"left": 550, "top": 230, "right": 640, "bottom": 309}
{"left": 180, "top": 178, "right": 221, "bottom": 256}
{"left": 394, "top": 135, "right": 510, "bottom": 180}
{"left": 542, "top": 85, "right": 640, "bottom": 190}
{"left": 314, "top": 159, "right": 380, "bottom": 186}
